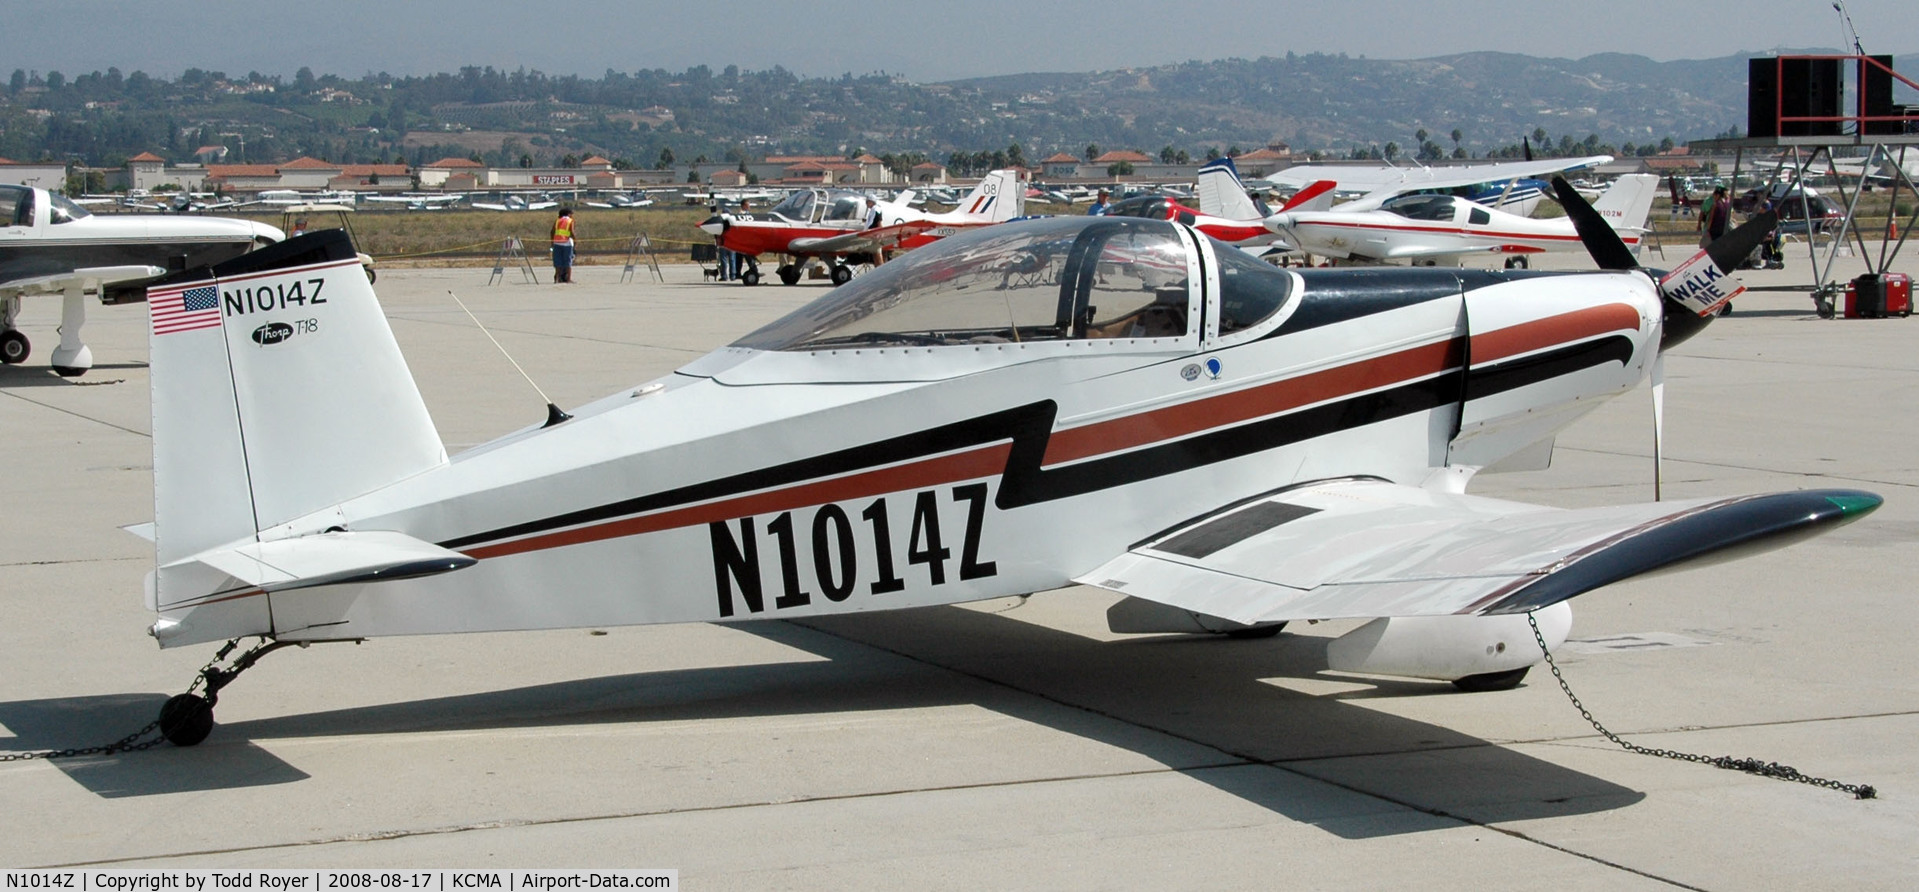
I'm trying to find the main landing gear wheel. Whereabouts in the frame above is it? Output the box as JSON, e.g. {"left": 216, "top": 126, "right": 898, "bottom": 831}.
{"left": 1504, "top": 256, "right": 1529, "bottom": 269}
{"left": 1224, "top": 621, "right": 1288, "bottom": 640}
{"left": 1451, "top": 666, "right": 1531, "bottom": 692}
{"left": 777, "top": 263, "right": 801, "bottom": 286}
{"left": 830, "top": 264, "right": 853, "bottom": 286}
{"left": 158, "top": 693, "right": 215, "bottom": 747}
{"left": 740, "top": 269, "right": 760, "bottom": 286}
{"left": 0, "top": 330, "right": 28, "bottom": 365}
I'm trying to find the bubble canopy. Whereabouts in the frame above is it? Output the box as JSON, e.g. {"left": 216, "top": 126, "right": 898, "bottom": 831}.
{"left": 732, "top": 217, "right": 1208, "bottom": 351}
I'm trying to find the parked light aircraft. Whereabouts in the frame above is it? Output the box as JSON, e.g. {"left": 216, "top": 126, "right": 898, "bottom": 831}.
{"left": 0, "top": 183, "right": 281, "bottom": 375}
{"left": 471, "top": 194, "right": 559, "bottom": 212}
{"left": 1102, "top": 160, "right": 1336, "bottom": 251}
{"left": 362, "top": 193, "right": 466, "bottom": 211}
{"left": 584, "top": 193, "right": 655, "bottom": 209}
{"left": 1266, "top": 154, "right": 1614, "bottom": 218}
{"left": 1265, "top": 174, "right": 1659, "bottom": 267}
{"left": 129, "top": 178, "right": 1876, "bottom": 747}
{"left": 699, "top": 170, "right": 1024, "bottom": 286}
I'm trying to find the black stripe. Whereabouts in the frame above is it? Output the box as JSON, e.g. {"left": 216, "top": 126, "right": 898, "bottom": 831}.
{"left": 444, "top": 328, "right": 1635, "bottom": 552}
{"left": 1465, "top": 334, "right": 1635, "bottom": 402}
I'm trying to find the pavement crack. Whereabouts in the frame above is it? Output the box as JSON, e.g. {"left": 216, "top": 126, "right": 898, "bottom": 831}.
{"left": 0, "top": 390, "right": 150, "bottom": 438}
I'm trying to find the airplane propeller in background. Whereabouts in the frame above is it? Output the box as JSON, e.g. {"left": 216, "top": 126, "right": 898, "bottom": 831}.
{"left": 1549, "top": 174, "right": 1777, "bottom": 499}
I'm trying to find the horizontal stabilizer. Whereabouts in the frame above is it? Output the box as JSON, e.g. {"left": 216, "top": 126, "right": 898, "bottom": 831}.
{"left": 1077, "top": 478, "right": 1878, "bottom": 623}
{"left": 181, "top": 530, "right": 475, "bottom": 594}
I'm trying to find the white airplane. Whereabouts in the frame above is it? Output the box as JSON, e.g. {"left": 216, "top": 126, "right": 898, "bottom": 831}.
{"left": 0, "top": 183, "right": 282, "bottom": 375}
{"left": 363, "top": 193, "right": 466, "bottom": 210}
{"left": 126, "top": 183, "right": 1877, "bottom": 750}
{"left": 584, "top": 193, "right": 655, "bottom": 209}
{"left": 1264, "top": 174, "right": 1659, "bottom": 268}
{"left": 1266, "top": 154, "right": 1614, "bottom": 218}
{"left": 471, "top": 194, "right": 559, "bottom": 212}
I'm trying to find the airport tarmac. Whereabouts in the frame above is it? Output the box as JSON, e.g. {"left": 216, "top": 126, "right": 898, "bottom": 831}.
{"left": 3, "top": 246, "right": 1917, "bottom": 889}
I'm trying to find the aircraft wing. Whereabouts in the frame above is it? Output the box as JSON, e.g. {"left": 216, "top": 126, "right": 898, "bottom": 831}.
{"left": 1076, "top": 478, "right": 1876, "bottom": 623}
{"left": 1268, "top": 155, "right": 1613, "bottom": 197}
{"left": 788, "top": 221, "right": 939, "bottom": 255}
{"left": 469, "top": 203, "right": 511, "bottom": 211}
{"left": 1375, "top": 242, "right": 1524, "bottom": 260}
{"left": 0, "top": 265, "right": 166, "bottom": 299}
{"left": 526, "top": 200, "right": 559, "bottom": 211}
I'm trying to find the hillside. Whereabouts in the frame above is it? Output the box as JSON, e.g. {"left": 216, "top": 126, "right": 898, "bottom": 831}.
{"left": 2, "top": 50, "right": 1911, "bottom": 172}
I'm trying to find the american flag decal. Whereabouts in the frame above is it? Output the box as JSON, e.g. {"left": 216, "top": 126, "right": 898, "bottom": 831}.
{"left": 151, "top": 284, "right": 222, "bottom": 335}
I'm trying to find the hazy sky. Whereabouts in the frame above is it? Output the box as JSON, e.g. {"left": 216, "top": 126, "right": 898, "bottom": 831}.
{"left": 4, "top": 0, "right": 1914, "bottom": 83}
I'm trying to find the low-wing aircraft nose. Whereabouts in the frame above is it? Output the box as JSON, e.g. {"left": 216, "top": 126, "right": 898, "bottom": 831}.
{"left": 698, "top": 215, "right": 727, "bottom": 237}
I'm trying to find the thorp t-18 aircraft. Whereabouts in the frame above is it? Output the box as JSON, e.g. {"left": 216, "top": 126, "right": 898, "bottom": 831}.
{"left": 1265, "top": 174, "right": 1659, "bottom": 268}
{"left": 1, "top": 183, "right": 282, "bottom": 375}
{"left": 699, "top": 170, "right": 1024, "bottom": 286}
{"left": 131, "top": 177, "right": 1876, "bottom": 746}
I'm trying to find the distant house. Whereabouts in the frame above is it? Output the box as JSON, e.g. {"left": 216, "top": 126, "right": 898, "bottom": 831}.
{"left": 1040, "top": 152, "right": 1082, "bottom": 179}
{"left": 193, "top": 145, "right": 229, "bottom": 164}
{"left": 709, "top": 169, "right": 750, "bottom": 187}
{"left": 331, "top": 164, "right": 409, "bottom": 191}
{"left": 0, "top": 157, "right": 67, "bottom": 190}
{"left": 1232, "top": 143, "right": 1297, "bottom": 177}
{"left": 911, "top": 161, "right": 948, "bottom": 184}
{"left": 417, "top": 157, "right": 484, "bottom": 189}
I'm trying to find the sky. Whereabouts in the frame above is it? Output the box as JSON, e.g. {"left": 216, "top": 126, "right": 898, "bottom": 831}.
{"left": 3, "top": 0, "right": 1915, "bottom": 84}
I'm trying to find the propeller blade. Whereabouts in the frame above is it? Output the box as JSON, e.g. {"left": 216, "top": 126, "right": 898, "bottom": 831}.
{"left": 1651, "top": 352, "right": 1666, "bottom": 502}
{"left": 1523, "top": 136, "right": 1534, "bottom": 162}
{"left": 1705, "top": 210, "right": 1780, "bottom": 274}
{"left": 1551, "top": 175, "right": 1638, "bottom": 270}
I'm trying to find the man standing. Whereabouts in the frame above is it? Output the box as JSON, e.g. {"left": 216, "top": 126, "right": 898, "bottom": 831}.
{"left": 1698, "top": 186, "right": 1730, "bottom": 248}
{"left": 1088, "top": 189, "right": 1112, "bottom": 216}
{"left": 551, "top": 207, "right": 577, "bottom": 283}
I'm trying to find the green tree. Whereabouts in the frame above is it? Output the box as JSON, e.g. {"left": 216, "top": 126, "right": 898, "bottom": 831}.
{"left": 1084, "top": 143, "right": 1100, "bottom": 161}
{"left": 656, "top": 146, "right": 674, "bottom": 169}
{"left": 1384, "top": 141, "right": 1400, "bottom": 161}
{"left": 1107, "top": 160, "right": 1134, "bottom": 177}
{"left": 1159, "top": 145, "right": 1176, "bottom": 164}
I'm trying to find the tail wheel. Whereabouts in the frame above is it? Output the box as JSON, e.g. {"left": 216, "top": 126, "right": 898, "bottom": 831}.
{"left": 0, "top": 329, "right": 29, "bottom": 365}
{"left": 830, "top": 264, "right": 853, "bottom": 286}
{"left": 777, "top": 264, "right": 801, "bottom": 286}
{"left": 158, "top": 693, "right": 215, "bottom": 746}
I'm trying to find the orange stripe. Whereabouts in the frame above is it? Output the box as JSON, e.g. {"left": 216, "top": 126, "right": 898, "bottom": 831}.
{"left": 1471, "top": 303, "right": 1641, "bottom": 366}
{"left": 1043, "top": 339, "right": 1463, "bottom": 466}
{"left": 467, "top": 443, "right": 1015, "bottom": 559}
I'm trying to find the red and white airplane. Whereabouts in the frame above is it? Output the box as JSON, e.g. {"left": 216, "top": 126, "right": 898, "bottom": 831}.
{"left": 129, "top": 182, "right": 1874, "bottom": 749}
{"left": 1264, "top": 174, "right": 1659, "bottom": 268}
{"left": 1100, "top": 169, "right": 1336, "bottom": 251}
{"left": 699, "top": 170, "right": 1024, "bottom": 285}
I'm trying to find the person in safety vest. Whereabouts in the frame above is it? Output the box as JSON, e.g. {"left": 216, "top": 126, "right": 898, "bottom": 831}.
{"left": 551, "top": 207, "right": 577, "bottom": 283}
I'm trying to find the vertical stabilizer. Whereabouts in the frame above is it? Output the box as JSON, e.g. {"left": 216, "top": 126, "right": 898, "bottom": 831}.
{"left": 1197, "top": 157, "right": 1263, "bottom": 220}
{"left": 1593, "top": 174, "right": 1659, "bottom": 235}
{"left": 149, "top": 230, "right": 446, "bottom": 570}
{"left": 959, "top": 170, "right": 1024, "bottom": 222}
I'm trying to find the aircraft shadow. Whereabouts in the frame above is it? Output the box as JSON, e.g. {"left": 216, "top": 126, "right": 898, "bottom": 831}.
{"left": 8, "top": 605, "right": 1642, "bottom": 837}
{"left": 0, "top": 362, "right": 145, "bottom": 388}
{"left": 0, "top": 693, "right": 309, "bottom": 797}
